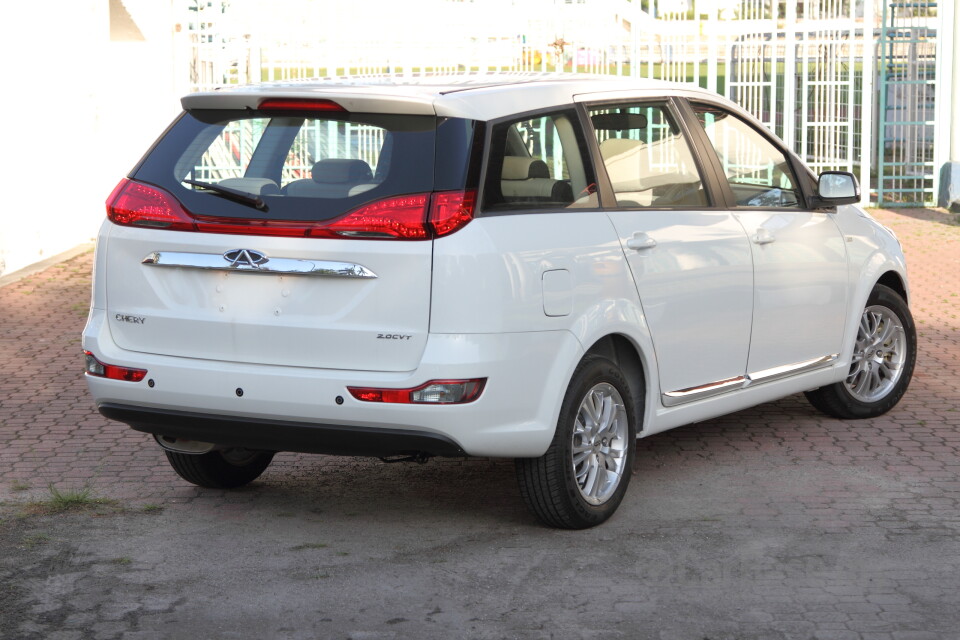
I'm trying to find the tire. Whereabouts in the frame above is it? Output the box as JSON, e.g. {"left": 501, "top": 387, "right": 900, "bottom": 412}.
{"left": 805, "top": 284, "right": 916, "bottom": 419}
{"left": 516, "top": 355, "right": 637, "bottom": 529}
{"left": 164, "top": 448, "right": 275, "bottom": 489}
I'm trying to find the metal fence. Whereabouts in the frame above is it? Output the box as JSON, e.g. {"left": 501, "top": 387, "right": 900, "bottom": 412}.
{"left": 877, "top": 1, "right": 939, "bottom": 206}
{"left": 182, "top": 0, "right": 948, "bottom": 207}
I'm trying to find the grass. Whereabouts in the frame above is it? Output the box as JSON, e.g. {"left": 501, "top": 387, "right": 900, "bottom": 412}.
{"left": 47, "top": 485, "right": 95, "bottom": 511}
{"left": 20, "top": 533, "right": 51, "bottom": 549}
{"left": 10, "top": 481, "right": 29, "bottom": 492}
{"left": 291, "top": 542, "right": 328, "bottom": 551}
{"left": 21, "top": 484, "right": 118, "bottom": 516}
{"left": 142, "top": 504, "right": 164, "bottom": 514}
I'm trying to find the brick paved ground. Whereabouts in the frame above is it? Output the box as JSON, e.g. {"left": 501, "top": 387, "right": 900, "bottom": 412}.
{"left": 1, "top": 208, "right": 959, "bottom": 639}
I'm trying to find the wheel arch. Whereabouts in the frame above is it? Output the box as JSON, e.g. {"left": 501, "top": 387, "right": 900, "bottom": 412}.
{"left": 583, "top": 334, "right": 648, "bottom": 436}
{"left": 876, "top": 270, "right": 908, "bottom": 304}
{"left": 837, "top": 249, "right": 910, "bottom": 376}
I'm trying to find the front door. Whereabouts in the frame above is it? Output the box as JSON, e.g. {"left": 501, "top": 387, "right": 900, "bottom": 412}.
{"left": 690, "top": 103, "right": 848, "bottom": 379}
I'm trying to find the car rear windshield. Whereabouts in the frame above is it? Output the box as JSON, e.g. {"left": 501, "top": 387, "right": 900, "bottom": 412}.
{"left": 132, "top": 109, "right": 479, "bottom": 221}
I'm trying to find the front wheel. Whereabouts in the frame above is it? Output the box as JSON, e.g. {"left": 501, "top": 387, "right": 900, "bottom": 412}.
{"left": 805, "top": 284, "right": 916, "bottom": 419}
{"left": 164, "top": 448, "right": 275, "bottom": 489}
{"left": 516, "top": 355, "right": 637, "bottom": 529}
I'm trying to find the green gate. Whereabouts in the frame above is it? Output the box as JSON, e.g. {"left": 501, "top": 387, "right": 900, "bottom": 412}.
{"left": 877, "top": 1, "right": 939, "bottom": 206}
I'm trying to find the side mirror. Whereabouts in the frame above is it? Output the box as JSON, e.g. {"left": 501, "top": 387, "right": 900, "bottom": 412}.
{"left": 815, "top": 171, "right": 860, "bottom": 206}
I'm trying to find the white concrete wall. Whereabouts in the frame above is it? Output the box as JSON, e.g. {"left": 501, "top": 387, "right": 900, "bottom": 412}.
{"left": 0, "top": 0, "right": 182, "bottom": 278}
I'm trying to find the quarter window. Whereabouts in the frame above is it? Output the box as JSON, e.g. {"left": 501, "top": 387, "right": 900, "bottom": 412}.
{"left": 589, "top": 103, "right": 708, "bottom": 208}
{"left": 693, "top": 105, "right": 801, "bottom": 208}
{"left": 482, "top": 111, "right": 596, "bottom": 212}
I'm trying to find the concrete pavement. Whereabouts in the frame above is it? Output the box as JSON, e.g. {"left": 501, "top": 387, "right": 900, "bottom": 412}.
{"left": 1, "top": 208, "right": 959, "bottom": 639}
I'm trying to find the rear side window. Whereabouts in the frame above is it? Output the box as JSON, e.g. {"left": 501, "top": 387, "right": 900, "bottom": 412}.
{"left": 482, "top": 110, "right": 597, "bottom": 212}
{"left": 135, "top": 110, "right": 478, "bottom": 221}
{"left": 589, "top": 103, "right": 708, "bottom": 208}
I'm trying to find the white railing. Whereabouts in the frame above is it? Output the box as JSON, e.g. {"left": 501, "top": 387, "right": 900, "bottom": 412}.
{"left": 182, "top": 0, "right": 948, "bottom": 206}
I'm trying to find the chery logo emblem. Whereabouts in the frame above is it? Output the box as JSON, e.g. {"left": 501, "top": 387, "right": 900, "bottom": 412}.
{"left": 223, "top": 249, "right": 269, "bottom": 269}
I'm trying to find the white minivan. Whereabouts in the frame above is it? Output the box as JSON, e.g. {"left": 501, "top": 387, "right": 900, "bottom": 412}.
{"left": 83, "top": 76, "right": 915, "bottom": 528}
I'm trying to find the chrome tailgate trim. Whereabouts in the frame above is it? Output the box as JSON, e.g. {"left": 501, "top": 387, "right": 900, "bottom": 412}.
{"left": 142, "top": 251, "right": 377, "bottom": 279}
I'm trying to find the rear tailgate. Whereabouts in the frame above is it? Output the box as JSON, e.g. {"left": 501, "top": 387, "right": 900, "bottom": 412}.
{"left": 99, "top": 96, "right": 480, "bottom": 373}
{"left": 105, "top": 226, "right": 430, "bottom": 372}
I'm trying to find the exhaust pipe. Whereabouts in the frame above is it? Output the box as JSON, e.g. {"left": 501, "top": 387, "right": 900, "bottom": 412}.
{"left": 154, "top": 434, "right": 216, "bottom": 455}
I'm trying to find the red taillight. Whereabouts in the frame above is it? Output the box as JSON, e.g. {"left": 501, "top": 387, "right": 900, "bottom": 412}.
{"left": 258, "top": 98, "right": 346, "bottom": 113}
{"left": 324, "top": 194, "right": 431, "bottom": 239}
{"left": 107, "top": 179, "right": 195, "bottom": 231}
{"left": 106, "top": 179, "right": 475, "bottom": 239}
{"left": 84, "top": 351, "right": 148, "bottom": 383}
{"left": 347, "top": 379, "right": 486, "bottom": 405}
{"left": 429, "top": 190, "right": 476, "bottom": 237}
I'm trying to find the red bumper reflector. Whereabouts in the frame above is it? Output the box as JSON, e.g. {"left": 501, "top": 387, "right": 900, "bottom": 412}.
{"left": 347, "top": 379, "right": 486, "bottom": 405}
{"left": 84, "top": 351, "right": 147, "bottom": 382}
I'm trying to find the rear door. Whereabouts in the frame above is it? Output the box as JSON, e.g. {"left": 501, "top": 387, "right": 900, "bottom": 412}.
{"left": 584, "top": 99, "right": 755, "bottom": 406}
{"left": 106, "top": 104, "right": 473, "bottom": 372}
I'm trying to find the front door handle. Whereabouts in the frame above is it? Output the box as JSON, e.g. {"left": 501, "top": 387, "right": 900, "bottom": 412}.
{"left": 626, "top": 232, "right": 658, "bottom": 251}
{"left": 752, "top": 229, "right": 776, "bottom": 245}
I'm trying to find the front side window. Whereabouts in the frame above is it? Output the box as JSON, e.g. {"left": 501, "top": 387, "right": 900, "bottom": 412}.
{"left": 693, "top": 105, "right": 802, "bottom": 208}
{"left": 482, "top": 110, "right": 596, "bottom": 212}
{"left": 589, "top": 103, "right": 708, "bottom": 208}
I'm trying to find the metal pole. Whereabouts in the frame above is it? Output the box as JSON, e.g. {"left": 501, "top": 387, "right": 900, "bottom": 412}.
{"left": 858, "top": 0, "right": 873, "bottom": 205}
{"left": 936, "top": 0, "right": 959, "bottom": 210}
{"left": 706, "top": 0, "right": 717, "bottom": 94}
{"left": 783, "top": 0, "right": 796, "bottom": 151}
{"left": 877, "top": 1, "right": 889, "bottom": 206}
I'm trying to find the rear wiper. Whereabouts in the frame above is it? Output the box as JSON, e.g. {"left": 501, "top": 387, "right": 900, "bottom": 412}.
{"left": 183, "top": 179, "right": 268, "bottom": 212}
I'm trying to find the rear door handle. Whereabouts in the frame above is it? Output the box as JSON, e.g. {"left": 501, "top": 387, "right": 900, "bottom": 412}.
{"left": 752, "top": 229, "right": 775, "bottom": 245}
{"left": 626, "top": 232, "right": 657, "bottom": 251}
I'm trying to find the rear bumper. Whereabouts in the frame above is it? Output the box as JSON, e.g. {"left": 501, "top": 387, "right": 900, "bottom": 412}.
{"left": 99, "top": 403, "right": 467, "bottom": 457}
{"left": 83, "top": 309, "right": 582, "bottom": 457}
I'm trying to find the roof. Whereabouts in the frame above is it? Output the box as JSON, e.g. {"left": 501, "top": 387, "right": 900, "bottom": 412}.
{"left": 181, "top": 73, "right": 730, "bottom": 121}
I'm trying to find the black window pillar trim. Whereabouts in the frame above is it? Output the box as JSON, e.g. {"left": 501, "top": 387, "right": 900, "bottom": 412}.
{"left": 673, "top": 97, "right": 738, "bottom": 210}
{"left": 574, "top": 101, "right": 616, "bottom": 209}
{"left": 666, "top": 96, "right": 727, "bottom": 209}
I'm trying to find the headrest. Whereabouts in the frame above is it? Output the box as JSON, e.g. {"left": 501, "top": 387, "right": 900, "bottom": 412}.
{"left": 501, "top": 156, "right": 551, "bottom": 180}
{"left": 599, "top": 138, "right": 643, "bottom": 159}
{"left": 312, "top": 159, "right": 373, "bottom": 184}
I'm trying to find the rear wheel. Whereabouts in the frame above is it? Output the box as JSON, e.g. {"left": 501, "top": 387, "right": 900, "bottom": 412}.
{"left": 516, "top": 355, "right": 637, "bottom": 529}
{"left": 805, "top": 284, "right": 916, "bottom": 419}
{"left": 164, "top": 448, "right": 275, "bottom": 489}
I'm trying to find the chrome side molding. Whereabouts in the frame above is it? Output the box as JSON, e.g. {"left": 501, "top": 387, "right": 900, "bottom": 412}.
{"left": 748, "top": 354, "right": 839, "bottom": 385}
{"left": 662, "top": 354, "right": 838, "bottom": 407}
{"left": 142, "top": 251, "right": 378, "bottom": 279}
{"left": 662, "top": 376, "right": 746, "bottom": 407}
